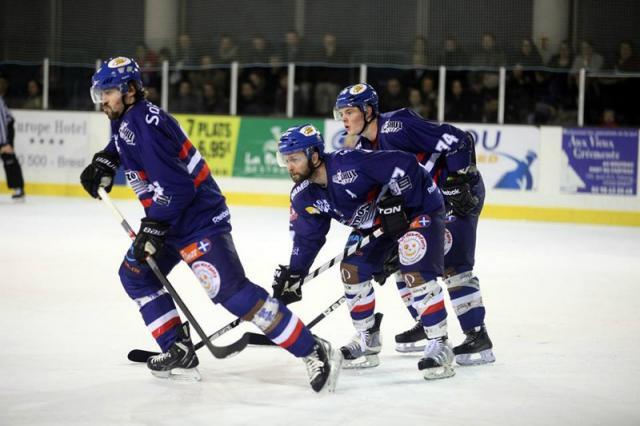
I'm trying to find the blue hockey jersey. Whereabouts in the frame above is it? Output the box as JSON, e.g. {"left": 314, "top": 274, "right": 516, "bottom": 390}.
{"left": 288, "top": 149, "right": 444, "bottom": 274}
{"left": 103, "top": 101, "right": 230, "bottom": 242}
{"left": 359, "top": 108, "right": 474, "bottom": 183}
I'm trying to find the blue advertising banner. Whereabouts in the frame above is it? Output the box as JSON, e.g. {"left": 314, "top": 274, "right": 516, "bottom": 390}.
{"left": 561, "top": 128, "right": 639, "bottom": 195}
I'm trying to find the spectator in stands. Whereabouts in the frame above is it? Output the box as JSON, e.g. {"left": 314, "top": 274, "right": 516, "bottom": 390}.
{"left": 440, "top": 37, "right": 468, "bottom": 67}
{"left": 217, "top": 34, "right": 239, "bottom": 64}
{"left": 146, "top": 86, "right": 161, "bottom": 105}
{"left": 471, "top": 33, "right": 506, "bottom": 68}
{"left": 135, "top": 43, "right": 160, "bottom": 88}
{"left": 505, "top": 64, "right": 533, "bottom": 124}
{"left": 380, "top": 78, "right": 407, "bottom": 112}
{"left": 245, "top": 34, "right": 272, "bottom": 64}
{"left": 548, "top": 41, "right": 572, "bottom": 70}
{"left": 418, "top": 75, "right": 438, "bottom": 119}
{"left": 170, "top": 80, "right": 201, "bottom": 113}
{"left": 511, "top": 38, "right": 543, "bottom": 67}
{"left": 571, "top": 40, "right": 604, "bottom": 72}
{"left": 614, "top": 40, "right": 640, "bottom": 72}
{"left": 283, "top": 30, "right": 305, "bottom": 63}
{"left": 23, "top": 80, "right": 42, "bottom": 109}
{"left": 200, "top": 81, "right": 228, "bottom": 114}
{"left": 176, "top": 34, "right": 197, "bottom": 67}
{"left": 238, "top": 81, "right": 269, "bottom": 115}
{"left": 445, "top": 79, "right": 470, "bottom": 122}
{"left": 601, "top": 108, "right": 619, "bottom": 128}
{"left": 407, "top": 87, "right": 430, "bottom": 119}
{"left": 537, "top": 36, "right": 553, "bottom": 65}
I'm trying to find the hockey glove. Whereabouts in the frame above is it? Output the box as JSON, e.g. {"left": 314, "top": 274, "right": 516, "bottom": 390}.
{"left": 377, "top": 195, "right": 409, "bottom": 237}
{"left": 441, "top": 173, "right": 479, "bottom": 217}
{"left": 80, "top": 150, "right": 120, "bottom": 198}
{"left": 373, "top": 251, "right": 400, "bottom": 286}
{"left": 272, "top": 265, "right": 303, "bottom": 305}
{"left": 133, "top": 218, "right": 170, "bottom": 263}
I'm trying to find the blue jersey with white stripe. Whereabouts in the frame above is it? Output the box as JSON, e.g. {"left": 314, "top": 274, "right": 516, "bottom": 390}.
{"left": 288, "top": 149, "right": 444, "bottom": 274}
{"left": 360, "top": 108, "right": 474, "bottom": 183}
{"left": 103, "top": 101, "right": 230, "bottom": 241}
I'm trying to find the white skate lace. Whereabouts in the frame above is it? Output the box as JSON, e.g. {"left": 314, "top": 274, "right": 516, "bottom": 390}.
{"left": 304, "top": 349, "right": 325, "bottom": 378}
{"left": 344, "top": 330, "right": 369, "bottom": 354}
{"left": 150, "top": 351, "right": 171, "bottom": 365}
{"left": 424, "top": 338, "right": 450, "bottom": 364}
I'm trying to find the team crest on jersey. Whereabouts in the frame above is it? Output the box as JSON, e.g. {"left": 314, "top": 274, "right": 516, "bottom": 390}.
{"left": 313, "top": 199, "right": 331, "bottom": 213}
{"left": 381, "top": 120, "right": 403, "bottom": 134}
{"left": 398, "top": 231, "right": 427, "bottom": 265}
{"left": 119, "top": 121, "right": 136, "bottom": 145}
{"left": 332, "top": 169, "right": 358, "bottom": 185}
{"left": 125, "top": 170, "right": 149, "bottom": 196}
{"left": 180, "top": 239, "right": 212, "bottom": 263}
{"left": 192, "top": 261, "right": 221, "bottom": 299}
{"left": 444, "top": 229, "right": 453, "bottom": 255}
{"left": 410, "top": 215, "right": 431, "bottom": 229}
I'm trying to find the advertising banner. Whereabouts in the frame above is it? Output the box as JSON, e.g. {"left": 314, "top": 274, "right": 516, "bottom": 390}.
{"left": 174, "top": 114, "right": 241, "bottom": 177}
{"left": 233, "top": 118, "right": 324, "bottom": 179}
{"left": 463, "top": 124, "right": 540, "bottom": 191}
{"left": 561, "top": 128, "right": 638, "bottom": 195}
{"left": 12, "top": 110, "right": 92, "bottom": 184}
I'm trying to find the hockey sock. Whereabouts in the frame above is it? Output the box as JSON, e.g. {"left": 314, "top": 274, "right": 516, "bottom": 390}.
{"left": 2, "top": 153, "right": 24, "bottom": 189}
{"left": 394, "top": 271, "right": 419, "bottom": 319}
{"left": 444, "top": 271, "right": 485, "bottom": 331}
{"left": 135, "top": 289, "right": 181, "bottom": 352}
{"left": 409, "top": 275, "right": 448, "bottom": 339}
{"left": 223, "top": 283, "right": 315, "bottom": 357}
{"left": 343, "top": 280, "right": 376, "bottom": 331}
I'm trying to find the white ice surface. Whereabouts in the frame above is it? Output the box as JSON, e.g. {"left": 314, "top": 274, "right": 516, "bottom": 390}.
{"left": 1, "top": 195, "right": 639, "bottom": 426}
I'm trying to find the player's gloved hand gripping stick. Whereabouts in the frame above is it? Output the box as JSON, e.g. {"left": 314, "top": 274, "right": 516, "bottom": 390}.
{"left": 97, "top": 187, "right": 250, "bottom": 360}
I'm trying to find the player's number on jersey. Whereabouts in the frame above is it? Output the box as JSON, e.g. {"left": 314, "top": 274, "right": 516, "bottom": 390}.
{"left": 435, "top": 133, "right": 459, "bottom": 152}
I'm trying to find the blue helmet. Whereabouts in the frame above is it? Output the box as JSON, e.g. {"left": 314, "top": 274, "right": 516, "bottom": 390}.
{"left": 334, "top": 83, "right": 379, "bottom": 120}
{"left": 277, "top": 124, "right": 325, "bottom": 166}
{"left": 90, "top": 56, "right": 143, "bottom": 104}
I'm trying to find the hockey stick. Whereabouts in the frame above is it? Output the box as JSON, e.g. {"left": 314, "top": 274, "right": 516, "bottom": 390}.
{"left": 127, "top": 228, "right": 384, "bottom": 362}
{"left": 97, "top": 188, "right": 249, "bottom": 360}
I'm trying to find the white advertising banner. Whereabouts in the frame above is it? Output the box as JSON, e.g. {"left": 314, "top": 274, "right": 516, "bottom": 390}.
{"left": 454, "top": 124, "right": 540, "bottom": 191}
{"left": 12, "top": 110, "right": 93, "bottom": 184}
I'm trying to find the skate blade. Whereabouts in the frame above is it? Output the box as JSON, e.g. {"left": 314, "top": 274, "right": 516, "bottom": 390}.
{"left": 395, "top": 341, "right": 426, "bottom": 353}
{"left": 326, "top": 349, "right": 343, "bottom": 393}
{"left": 455, "top": 349, "right": 495, "bottom": 366}
{"left": 150, "top": 367, "right": 202, "bottom": 382}
{"left": 422, "top": 365, "right": 455, "bottom": 380}
{"left": 342, "top": 354, "right": 379, "bottom": 369}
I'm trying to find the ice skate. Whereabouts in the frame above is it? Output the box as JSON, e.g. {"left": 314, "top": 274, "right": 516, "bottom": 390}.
{"left": 453, "top": 324, "right": 495, "bottom": 366}
{"left": 417, "top": 336, "right": 455, "bottom": 380}
{"left": 340, "top": 312, "right": 383, "bottom": 369}
{"left": 147, "top": 322, "right": 201, "bottom": 382}
{"left": 395, "top": 321, "right": 427, "bottom": 353}
{"left": 11, "top": 188, "right": 25, "bottom": 202}
{"left": 304, "top": 336, "right": 342, "bottom": 393}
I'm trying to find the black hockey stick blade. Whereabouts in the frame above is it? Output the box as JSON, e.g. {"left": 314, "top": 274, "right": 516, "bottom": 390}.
{"left": 127, "top": 333, "right": 250, "bottom": 363}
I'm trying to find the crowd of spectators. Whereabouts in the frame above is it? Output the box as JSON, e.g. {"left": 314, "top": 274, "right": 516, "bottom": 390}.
{"left": 1, "top": 31, "right": 639, "bottom": 126}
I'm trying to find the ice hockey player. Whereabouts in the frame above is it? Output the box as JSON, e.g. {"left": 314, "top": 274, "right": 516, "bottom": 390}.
{"left": 272, "top": 123, "right": 454, "bottom": 380}
{"left": 334, "top": 83, "right": 494, "bottom": 366}
{"left": 80, "top": 56, "right": 341, "bottom": 392}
